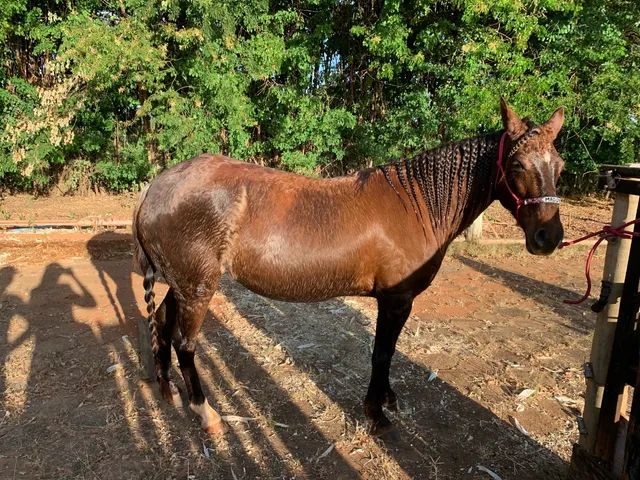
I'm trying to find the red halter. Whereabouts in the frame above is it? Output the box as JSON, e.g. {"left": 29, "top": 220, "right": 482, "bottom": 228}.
{"left": 496, "top": 131, "right": 561, "bottom": 217}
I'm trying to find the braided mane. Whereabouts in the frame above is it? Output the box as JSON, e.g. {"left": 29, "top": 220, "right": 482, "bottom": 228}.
{"left": 378, "top": 132, "right": 502, "bottom": 237}
{"left": 508, "top": 124, "right": 540, "bottom": 159}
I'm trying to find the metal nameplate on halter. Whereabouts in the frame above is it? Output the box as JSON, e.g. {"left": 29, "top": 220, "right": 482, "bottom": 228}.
{"left": 522, "top": 196, "right": 562, "bottom": 206}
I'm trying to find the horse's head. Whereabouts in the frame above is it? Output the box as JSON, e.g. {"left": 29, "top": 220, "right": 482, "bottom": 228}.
{"left": 496, "top": 98, "right": 565, "bottom": 255}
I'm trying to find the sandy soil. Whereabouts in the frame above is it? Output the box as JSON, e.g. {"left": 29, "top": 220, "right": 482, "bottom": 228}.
{"left": 0, "top": 229, "right": 603, "bottom": 479}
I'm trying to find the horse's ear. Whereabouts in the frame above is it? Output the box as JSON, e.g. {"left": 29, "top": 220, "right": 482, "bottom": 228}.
{"left": 542, "top": 107, "right": 564, "bottom": 139}
{"left": 500, "top": 97, "right": 527, "bottom": 138}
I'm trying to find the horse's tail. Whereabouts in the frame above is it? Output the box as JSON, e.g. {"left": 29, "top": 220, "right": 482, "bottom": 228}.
{"left": 132, "top": 185, "right": 159, "bottom": 357}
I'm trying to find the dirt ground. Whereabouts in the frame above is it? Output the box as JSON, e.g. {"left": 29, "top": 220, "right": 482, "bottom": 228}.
{"left": 0, "top": 211, "right": 606, "bottom": 480}
{"left": 0, "top": 193, "right": 139, "bottom": 225}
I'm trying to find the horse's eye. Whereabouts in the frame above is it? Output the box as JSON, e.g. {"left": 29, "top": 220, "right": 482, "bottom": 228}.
{"left": 511, "top": 160, "right": 525, "bottom": 172}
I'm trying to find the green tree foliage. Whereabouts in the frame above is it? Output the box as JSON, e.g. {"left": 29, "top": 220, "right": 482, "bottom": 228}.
{"left": 0, "top": 0, "right": 638, "bottom": 191}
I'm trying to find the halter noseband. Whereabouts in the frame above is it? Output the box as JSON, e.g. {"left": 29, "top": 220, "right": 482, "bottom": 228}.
{"left": 496, "top": 130, "right": 561, "bottom": 217}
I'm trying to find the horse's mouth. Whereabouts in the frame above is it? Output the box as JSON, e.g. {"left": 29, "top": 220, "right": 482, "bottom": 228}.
{"left": 525, "top": 240, "right": 556, "bottom": 256}
{"left": 525, "top": 233, "right": 563, "bottom": 255}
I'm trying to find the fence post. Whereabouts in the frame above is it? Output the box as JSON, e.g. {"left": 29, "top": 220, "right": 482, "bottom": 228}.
{"left": 464, "top": 214, "right": 483, "bottom": 242}
{"left": 137, "top": 316, "right": 156, "bottom": 381}
{"left": 580, "top": 192, "right": 639, "bottom": 454}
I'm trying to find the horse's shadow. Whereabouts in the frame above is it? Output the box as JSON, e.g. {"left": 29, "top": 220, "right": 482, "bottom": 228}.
{"left": 454, "top": 254, "right": 593, "bottom": 334}
{"left": 212, "top": 275, "right": 570, "bottom": 480}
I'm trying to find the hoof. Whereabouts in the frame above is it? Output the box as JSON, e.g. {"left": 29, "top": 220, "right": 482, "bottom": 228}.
{"left": 159, "top": 380, "right": 182, "bottom": 406}
{"left": 384, "top": 399, "right": 398, "bottom": 412}
{"left": 374, "top": 425, "right": 401, "bottom": 444}
{"left": 158, "top": 378, "right": 173, "bottom": 401}
{"left": 190, "top": 399, "right": 226, "bottom": 437}
{"left": 203, "top": 418, "right": 227, "bottom": 437}
{"left": 383, "top": 390, "right": 398, "bottom": 411}
{"left": 380, "top": 426, "right": 400, "bottom": 443}
{"left": 369, "top": 416, "right": 400, "bottom": 443}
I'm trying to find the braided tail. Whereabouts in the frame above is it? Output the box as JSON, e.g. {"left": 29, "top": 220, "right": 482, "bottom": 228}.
{"left": 143, "top": 265, "right": 158, "bottom": 355}
{"left": 132, "top": 185, "right": 159, "bottom": 358}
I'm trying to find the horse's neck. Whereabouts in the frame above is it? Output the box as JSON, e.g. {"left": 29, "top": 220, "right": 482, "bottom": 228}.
{"left": 448, "top": 184, "right": 495, "bottom": 240}
{"left": 378, "top": 132, "right": 501, "bottom": 244}
{"left": 449, "top": 154, "right": 500, "bottom": 239}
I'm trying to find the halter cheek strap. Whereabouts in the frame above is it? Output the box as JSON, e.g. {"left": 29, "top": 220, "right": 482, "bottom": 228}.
{"left": 496, "top": 131, "right": 561, "bottom": 217}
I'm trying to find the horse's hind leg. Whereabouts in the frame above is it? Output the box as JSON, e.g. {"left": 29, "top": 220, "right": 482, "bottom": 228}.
{"left": 155, "top": 288, "right": 181, "bottom": 404}
{"left": 364, "top": 293, "right": 413, "bottom": 438}
{"left": 173, "top": 288, "right": 225, "bottom": 436}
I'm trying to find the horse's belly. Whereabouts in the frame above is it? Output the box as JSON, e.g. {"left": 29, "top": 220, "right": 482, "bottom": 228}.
{"left": 229, "top": 258, "right": 372, "bottom": 302}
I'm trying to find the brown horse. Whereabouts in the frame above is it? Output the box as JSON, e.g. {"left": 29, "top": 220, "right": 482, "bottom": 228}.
{"left": 132, "top": 99, "right": 565, "bottom": 438}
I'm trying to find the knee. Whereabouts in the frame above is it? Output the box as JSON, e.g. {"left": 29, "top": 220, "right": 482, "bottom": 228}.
{"left": 175, "top": 339, "right": 197, "bottom": 367}
{"left": 177, "top": 338, "right": 197, "bottom": 353}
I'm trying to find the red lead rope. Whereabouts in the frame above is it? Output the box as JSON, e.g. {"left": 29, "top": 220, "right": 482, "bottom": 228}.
{"left": 559, "top": 218, "right": 640, "bottom": 304}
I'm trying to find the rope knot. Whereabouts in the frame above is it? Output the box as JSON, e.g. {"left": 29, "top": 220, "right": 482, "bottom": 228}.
{"left": 561, "top": 218, "right": 640, "bottom": 305}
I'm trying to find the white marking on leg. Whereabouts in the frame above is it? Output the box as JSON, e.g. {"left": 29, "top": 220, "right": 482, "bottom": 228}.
{"left": 190, "top": 399, "right": 225, "bottom": 435}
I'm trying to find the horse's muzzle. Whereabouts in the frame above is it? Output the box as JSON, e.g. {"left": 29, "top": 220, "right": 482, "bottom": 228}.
{"left": 526, "top": 225, "right": 564, "bottom": 255}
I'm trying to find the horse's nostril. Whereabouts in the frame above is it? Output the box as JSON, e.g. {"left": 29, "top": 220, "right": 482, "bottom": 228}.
{"left": 534, "top": 228, "right": 549, "bottom": 246}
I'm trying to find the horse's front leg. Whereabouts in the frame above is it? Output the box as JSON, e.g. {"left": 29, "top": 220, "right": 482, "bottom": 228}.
{"left": 364, "top": 292, "right": 413, "bottom": 438}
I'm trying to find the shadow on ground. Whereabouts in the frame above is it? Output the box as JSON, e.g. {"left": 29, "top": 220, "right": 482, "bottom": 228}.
{"left": 455, "top": 253, "right": 592, "bottom": 334}
{"left": 0, "top": 232, "right": 572, "bottom": 479}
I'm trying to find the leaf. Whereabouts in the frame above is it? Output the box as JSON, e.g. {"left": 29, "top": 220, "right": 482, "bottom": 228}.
{"left": 508, "top": 415, "right": 529, "bottom": 436}
{"left": 517, "top": 388, "right": 536, "bottom": 400}
{"left": 221, "top": 415, "right": 254, "bottom": 424}
{"left": 477, "top": 465, "right": 503, "bottom": 480}
{"left": 316, "top": 443, "right": 335, "bottom": 462}
{"left": 554, "top": 395, "right": 579, "bottom": 405}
